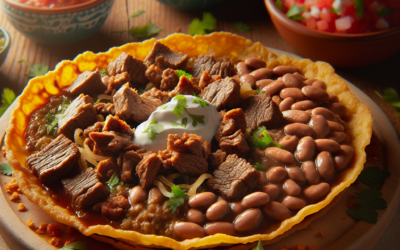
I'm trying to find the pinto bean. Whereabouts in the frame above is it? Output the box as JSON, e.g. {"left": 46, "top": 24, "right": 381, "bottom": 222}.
{"left": 329, "top": 94, "right": 339, "bottom": 103}
{"left": 174, "top": 222, "right": 206, "bottom": 239}
{"left": 234, "top": 208, "right": 262, "bottom": 232}
{"left": 240, "top": 74, "right": 256, "bottom": 88}
{"left": 245, "top": 57, "right": 266, "bottom": 69}
{"left": 237, "top": 62, "right": 252, "bottom": 76}
{"left": 283, "top": 73, "right": 303, "bottom": 88}
{"left": 273, "top": 65, "right": 300, "bottom": 76}
{"left": 262, "top": 201, "right": 292, "bottom": 221}
{"left": 295, "top": 136, "right": 315, "bottom": 162}
{"left": 148, "top": 187, "right": 165, "bottom": 205}
{"left": 206, "top": 200, "right": 229, "bottom": 221}
{"left": 280, "top": 97, "right": 295, "bottom": 111}
{"left": 262, "top": 80, "right": 285, "bottom": 96}
{"left": 315, "top": 139, "right": 340, "bottom": 153}
{"left": 265, "top": 147, "right": 295, "bottom": 164}
{"left": 230, "top": 201, "right": 246, "bottom": 215}
{"left": 303, "top": 183, "right": 330, "bottom": 201}
{"left": 327, "top": 120, "right": 345, "bottom": 132}
{"left": 303, "top": 78, "right": 317, "bottom": 85}
{"left": 282, "top": 110, "right": 311, "bottom": 124}
{"left": 102, "top": 75, "right": 110, "bottom": 86}
{"left": 129, "top": 186, "right": 147, "bottom": 204}
{"left": 302, "top": 161, "right": 320, "bottom": 185}
{"left": 251, "top": 68, "right": 273, "bottom": 80}
{"left": 312, "top": 107, "right": 336, "bottom": 121}
{"left": 267, "top": 166, "right": 288, "bottom": 183}
{"left": 242, "top": 192, "right": 270, "bottom": 209}
{"left": 272, "top": 95, "right": 283, "bottom": 105}
{"left": 326, "top": 131, "right": 346, "bottom": 144}
{"left": 283, "top": 179, "right": 301, "bottom": 196}
{"left": 291, "top": 100, "right": 318, "bottom": 111}
{"left": 309, "top": 115, "right": 330, "bottom": 139}
{"left": 284, "top": 123, "right": 314, "bottom": 137}
{"left": 334, "top": 145, "right": 354, "bottom": 170}
{"left": 279, "top": 135, "right": 299, "bottom": 151}
{"left": 286, "top": 165, "right": 306, "bottom": 182}
{"left": 189, "top": 192, "right": 216, "bottom": 208}
{"left": 311, "top": 80, "right": 326, "bottom": 90}
{"left": 316, "top": 151, "right": 334, "bottom": 179}
{"left": 280, "top": 88, "right": 306, "bottom": 102}
{"left": 323, "top": 103, "right": 346, "bottom": 117}
{"left": 258, "top": 184, "right": 279, "bottom": 199}
{"left": 256, "top": 79, "right": 274, "bottom": 89}
{"left": 302, "top": 86, "right": 329, "bottom": 103}
{"left": 187, "top": 209, "right": 205, "bottom": 225}
{"left": 283, "top": 196, "right": 307, "bottom": 210}
{"left": 293, "top": 72, "right": 306, "bottom": 81}
{"left": 205, "top": 222, "right": 236, "bottom": 236}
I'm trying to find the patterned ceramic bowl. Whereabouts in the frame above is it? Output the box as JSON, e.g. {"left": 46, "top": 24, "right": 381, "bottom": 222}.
{"left": 156, "top": 0, "right": 225, "bottom": 11}
{"left": 1, "top": 0, "right": 114, "bottom": 45}
{"left": 0, "top": 27, "right": 10, "bottom": 66}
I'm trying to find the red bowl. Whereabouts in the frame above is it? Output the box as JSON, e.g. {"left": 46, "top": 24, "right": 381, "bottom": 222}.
{"left": 264, "top": 0, "right": 400, "bottom": 68}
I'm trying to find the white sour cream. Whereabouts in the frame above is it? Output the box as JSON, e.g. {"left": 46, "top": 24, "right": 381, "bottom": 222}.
{"left": 133, "top": 95, "right": 222, "bottom": 152}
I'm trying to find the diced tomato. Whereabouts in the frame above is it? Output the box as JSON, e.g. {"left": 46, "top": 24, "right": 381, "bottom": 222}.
{"left": 320, "top": 9, "right": 332, "bottom": 22}
{"left": 283, "top": 0, "right": 295, "bottom": 9}
{"left": 305, "top": 17, "right": 318, "bottom": 29}
{"left": 316, "top": 0, "right": 334, "bottom": 9}
{"left": 294, "top": 0, "right": 305, "bottom": 4}
{"left": 317, "top": 20, "right": 330, "bottom": 31}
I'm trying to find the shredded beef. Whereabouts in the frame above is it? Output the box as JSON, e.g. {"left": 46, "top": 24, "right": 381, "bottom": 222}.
{"left": 219, "top": 130, "right": 249, "bottom": 156}
{"left": 193, "top": 55, "right": 233, "bottom": 78}
{"left": 171, "top": 153, "right": 208, "bottom": 176}
{"left": 97, "top": 157, "right": 119, "bottom": 181}
{"left": 103, "top": 115, "right": 133, "bottom": 136}
{"left": 26, "top": 134, "right": 80, "bottom": 186}
{"left": 64, "top": 69, "right": 106, "bottom": 96}
{"left": 167, "top": 133, "right": 204, "bottom": 157}
{"left": 215, "top": 118, "right": 237, "bottom": 142}
{"left": 83, "top": 122, "right": 104, "bottom": 138}
{"left": 105, "top": 72, "right": 131, "bottom": 95}
{"left": 169, "top": 75, "right": 201, "bottom": 98}
{"left": 141, "top": 88, "right": 169, "bottom": 105}
{"left": 120, "top": 150, "right": 143, "bottom": 182}
{"left": 62, "top": 168, "right": 109, "bottom": 209}
{"left": 94, "top": 102, "right": 115, "bottom": 116}
{"left": 89, "top": 131, "right": 133, "bottom": 153}
{"left": 241, "top": 93, "right": 283, "bottom": 130}
{"left": 199, "top": 77, "right": 240, "bottom": 111}
{"left": 136, "top": 153, "right": 162, "bottom": 189}
{"left": 203, "top": 141, "right": 211, "bottom": 160}
{"left": 209, "top": 150, "right": 227, "bottom": 169}
{"left": 145, "top": 64, "right": 163, "bottom": 87}
{"left": 199, "top": 71, "right": 221, "bottom": 89}
{"left": 144, "top": 41, "right": 188, "bottom": 70}
{"left": 101, "top": 195, "right": 130, "bottom": 219}
{"left": 107, "top": 52, "right": 147, "bottom": 87}
{"left": 161, "top": 68, "right": 179, "bottom": 91}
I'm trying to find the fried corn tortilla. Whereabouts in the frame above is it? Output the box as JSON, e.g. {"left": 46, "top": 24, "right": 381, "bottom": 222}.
{"left": 4, "top": 33, "right": 372, "bottom": 249}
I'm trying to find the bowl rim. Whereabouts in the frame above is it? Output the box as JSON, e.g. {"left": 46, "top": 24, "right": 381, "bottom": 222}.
{"left": 264, "top": 0, "right": 400, "bottom": 39}
{"left": 0, "top": 27, "right": 10, "bottom": 55}
{"left": 2, "top": 0, "right": 109, "bottom": 14}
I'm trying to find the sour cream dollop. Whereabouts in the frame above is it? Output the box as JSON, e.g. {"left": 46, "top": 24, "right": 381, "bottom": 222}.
{"left": 133, "top": 95, "right": 222, "bottom": 152}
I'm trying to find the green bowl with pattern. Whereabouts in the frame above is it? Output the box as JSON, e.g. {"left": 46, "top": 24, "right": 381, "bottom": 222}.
{"left": 0, "top": 27, "right": 10, "bottom": 66}
{"left": 156, "top": 0, "right": 225, "bottom": 11}
{"left": 1, "top": 0, "right": 114, "bottom": 45}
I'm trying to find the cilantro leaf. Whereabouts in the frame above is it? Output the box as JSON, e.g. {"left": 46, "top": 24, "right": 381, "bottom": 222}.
{"left": 0, "top": 163, "right": 13, "bottom": 176}
{"left": 189, "top": 12, "right": 217, "bottom": 36}
{"left": 170, "top": 117, "right": 187, "bottom": 128}
{"left": 375, "top": 88, "right": 400, "bottom": 115}
{"left": 171, "top": 185, "right": 188, "bottom": 198}
{"left": 376, "top": 7, "right": 394, "bottom": 16}
{"left": 188, "top": 112, "right": 205, "bottom": 127}
{"left": 60, "top": 241, "right": 89, "bottom": 250}
{"left": 0, "top": 88, "right": 16, "bottom": 117}
{"left": 253, "top": 162, "right": 266, "bottom": 171}
{"left": 143, "top": 121, "right": 165, "bottom": 140}
{"left": 358, "top": 167, "right": 391, "bottom": 187}
{"left": 177, "top": 70, "right": 192, "bottom": 79}
{"left": 252, "top": 240, "right": 263, "bottom": 250}
{"left": 19, "top": 59, "right": 48, "bottom": 79}
{"left": 347, "top": 205, "right": 379, "bottom": 224}
{"left": 354, "top": 0, "right": 365, "bottom": 18}
{"left": 256, "top": 89, "right": 266, "bottom": 95}
{"left": 234, "top": 22, "right": 252, "bottom": 32}
{"left": 286, "top": 3, "right": 305, "bottom": 20}
{"left": 99, "top": 69, "right": 109, "bottom": 77}
{"left": 167, "top": 197, "right": 185, "bottom": 214}
{"left": 329, "top": 8, "right": 341, "bottom": 15}
{"left": 251, "top": 127, "right": 283, "bottom": 149}
{"left": 45, "top": 97, "right": 70, "bottom": 135}
{"left": 106, "top": 173, "right": 119, "bottom": 188}
{"left": 131, "top": 10, "right": 145, "bottom": 18}
{"left": 138, "top": 88, "right": 146, "bottom": 95}
{"left": 130, "top": 22, "right": 162, "bottom": 39}
{"left": 173, "top": 95, "right": 188, "bottom": 118}
{"left": 161, "top": 104, "right": 168, "bottom": 110}
{"left": 275, "top": 0, "right": 283, "bottom": 10}
{"left": 192, "top": 93, "right": 209, "bottom": 107}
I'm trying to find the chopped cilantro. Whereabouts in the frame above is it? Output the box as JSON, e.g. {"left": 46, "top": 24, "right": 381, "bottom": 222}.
{"left": 167, "top": 185, "right": 188, "bottom": 214}
{"left": 0, "top": 163, "right": 13, "bottom": 176}
{"left": 376, "top": 7, "right": 394, "bottom": 16}
{"left": 354, "top": 0, "right": 365, "bottom": 18}
{"left": 0, "top": 88, "right": 16, "bottom": 117}
{"left": 177, "top": 70, "right": 192, "bottom": 79}
{"left": 188, "top": 113, "right": 205, "bottom": 127}
{"left": 251, "top": 126, "right": 283, "bottom": 149}
{"left": 99, "top": 69, "right": 109, "bottom": 77}
{"left": 358, "top": 167, "right": 391, "bottom": 187}
{"left": 131, "top": 10, "right": 145, "bottom": 18}
{"left": 161, "top": 104, "right": 168, "bottom": 110}
{"left": 171, "top": 185, "right": 188, "bottom": 198}
{"left": 170, "top": 117, "right": 188, "bottom": 128}
{"left": 234, "top": 22, "right": 252, "bottom": 32}
{"left": 19, "top": 59, "right": 48, "bottom": 79}
{"left": 252, "top": 240, "right": 263, "bottom": 250}
{"left": 106, "top": 173, "right": 119, "bottom": 188}
{"left": 193, "top": 93, "right": 209, "bottom": 107}
{"left": 286, "top": 3, "right": 305, "bottom": 20}
{"left": 59, "top": 241, "right": 89, "bottom": 250}
{"left": 189, "top": 12, "right": 217, "bottom": 36}
{"left": 256, "top": 89, "right": 266, "bottom": 95}
{"left": 143, "top": 121, "right": 165, "bottom": 140}
{"left": 130, "top": 22, "right": 162, "bottom": 39}
{"left": 253, "top": 162, "right": 266, "bottom": 171}
{"left": 375, "top": 88, "right": 400, "bottom": 116}
{"left": 329, "top": 8, "right": 341, "bottom": 15}
{"left": 138, "top": 88, "right": 146, "bottom": 95}
{"left": 275, "top": 0, "right": 283, "bottom": 10}
{"left": 173, "top": 95, "right": 188, "bottom": 118}
{"left": 45, "top": 97, "right": 70, "bottom": 135}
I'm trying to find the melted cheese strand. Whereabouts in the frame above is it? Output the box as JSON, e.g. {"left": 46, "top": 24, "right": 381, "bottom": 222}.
{"left": 188, "top": 173, "right": 213, "bottom": 197}
{"left": 153, "top": 180, "right": 174, "bottom": 198}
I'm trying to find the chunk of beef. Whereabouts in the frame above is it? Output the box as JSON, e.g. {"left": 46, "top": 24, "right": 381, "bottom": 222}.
{"left": 215, "top": 118, "right": 237, "bottom": 142}
{"left": 209, "top": 150, "right": 227, "bottom": 169}
{"left": 62, "top": 168, "right": 109, "bottom": 209}
{"left": 58, "top": 94, "right": 97, "bottom": 140}
{"left": 203, "top": 141, "right": 211, "bottom": 160}
{"left": 241, "top": 93, "right": 283, "bottom": 130}
{"left": 167, "top": 133, "right": 204, "bottom": 158}
{"left": 113, "top": 83, "right": 158, "bottom": 123}
{"left": 101, "top": 195, "right": 130, "bottom": 219}
{"left": 144, "top": 41, "right": 188, "bottom": 70}
{"left": 199, "top": 77, "right": 240, "bottom": 111}
{"left": 199, "top": 71, "right": 221, "bottom": 89}
{"left": 208, "top": 155, "right": 260, "bottom": 201}
{"left": 107, "top": 52, "right": 147, "bottom": 87}
{"left": 89, "top": 131, "right": 133, "bottom": 153}
{"left": 103, "top": 115, "right": 133, "bottom": 136}
{"left": 171, "top": 153, "right": 208, "bottom": 176}
{"left": 215, "top": 108, "right": 247, "bottom": 141}
{"left": 160, "top": 68, "right": 179, "bottom": 91}
{"left": 97, "top": 157, "right": 119, "bottom": 181}
{"left": 26, "top": 134, "right": 80, "bottom": 186}
{"left": 105, "top": 72, "right": 131, "bottom": 95}
{"left": 120, "top": 150, "right": 142, "bottom": 182}
{"left": 94, "top": 102, "right": 115, "bottom": 116}
{"left": 141, "top": 88, "right": 169, "bottom": 105}
{"left": 169, "top": 75, "right": 201, "bottom": 98}
{"left": 193, "top": 55, "right": 233, "bottom": 78}
{"left": 83, "top": 122, "right": 104, "bottom": 138}
{"left": 136, "top": 153, "right": 162, "bottom": 188}
{"left": 159, "top": 149, "right": 173, "bottom": 172}
{"left": 145, "top": 65, "right": 163, "bottom": 87}
{"left": 64, "top": 69, "right": 106, "bottom": 96}
{"left": 219, "top": 130, "right": 249, "bottom": 156}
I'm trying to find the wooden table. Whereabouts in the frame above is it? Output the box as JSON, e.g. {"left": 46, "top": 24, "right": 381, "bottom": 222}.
{"left": 0, "top": 0, "right": 399, "bottom": 249}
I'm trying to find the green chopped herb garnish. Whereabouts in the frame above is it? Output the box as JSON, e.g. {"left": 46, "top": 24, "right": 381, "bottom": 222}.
{"left": 256, "top": 89, "right": 266, "bottom": 95}
{"left": 19, "top": 59, "right": 49, "bottom": 79}
{"left": 275, "top": 0, "right": 283, "bottom": 10}
{"left": 173, "top": 95, "right": 188, "bottom": 118}
{"left": 189, "top": 12, "right": 217, "bottom": 36}
{"left": 286, "top": 3, "right": 305, "bottom": 20}
{"left": 250, "top": 126, "right": 283, "bottom": 149}
{"left": 358, "top": 167, "right": 391, "bottom": 187}
{"left": 329, "top": 8, "right": 341, "bottom": 15}
{"left": 0, "top": 163, "right": 13, "bottom": 176}
{"left": 177, "top": 70, "right": 192, "bottom": 79}
{"left": 171, "top": 117, "right": 188, "bottom": 128}
{"left": 375, "top": 88, "right": 400, "bottom": 116}
{"left": 188, "top": 113, "right": 205, "bottom": 127}
{"left": 354, "top": 0, "right": 365, "bottom": 18}
{"left": 45, "top": 97, "right": 70, "bottom": 135}
{"left": 253, "top": 162, "right": 266, "bottom": 171}
{"left": 171, "top": 185, "right": 188, "bottom": 198}
{"left": 233, "top": 22, "right": 252, "bottom": 32}
{"left": 193, "top": 93, "right": 209, "bottom": 107}
{"left": 161, "top": 104, "right": 168, "bottom": 110}
{"left": 0, "top": 88, "right": 16, "bottom": 117}
{"left": 131, "top": 10, "right": 145, "bottom": 18}
{"left": 252, "top": 240, "right": 263, "bottom": 250}
{"left": 143, "top": 121, "right": 165, "bottom": 140}
{"left": 138, "top": 88, "right": 146, "bottom": 95}
{"left": 99, "top": 69, "right": 109, "bottom": 77}
{"left": 376, "top": 7, "right": 394, "bottom": 16}
{"left": 59, "top": 241, "right": 89, "bottom": 250}
{"left": 106, "top": 173, "right": 119, "bottom": 188}
{"left": 167, "top": 185, "right": 188, "bottom": 214}
{"left": 130, "top": 22, "right": 162, "bottom": 39}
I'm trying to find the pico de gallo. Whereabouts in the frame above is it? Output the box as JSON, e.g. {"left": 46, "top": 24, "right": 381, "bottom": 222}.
{"left": 276, "top": 0, "right": 400, "bottom": 33}
{"left": 13, "top": 0, "right": 93, "bottom": 8}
